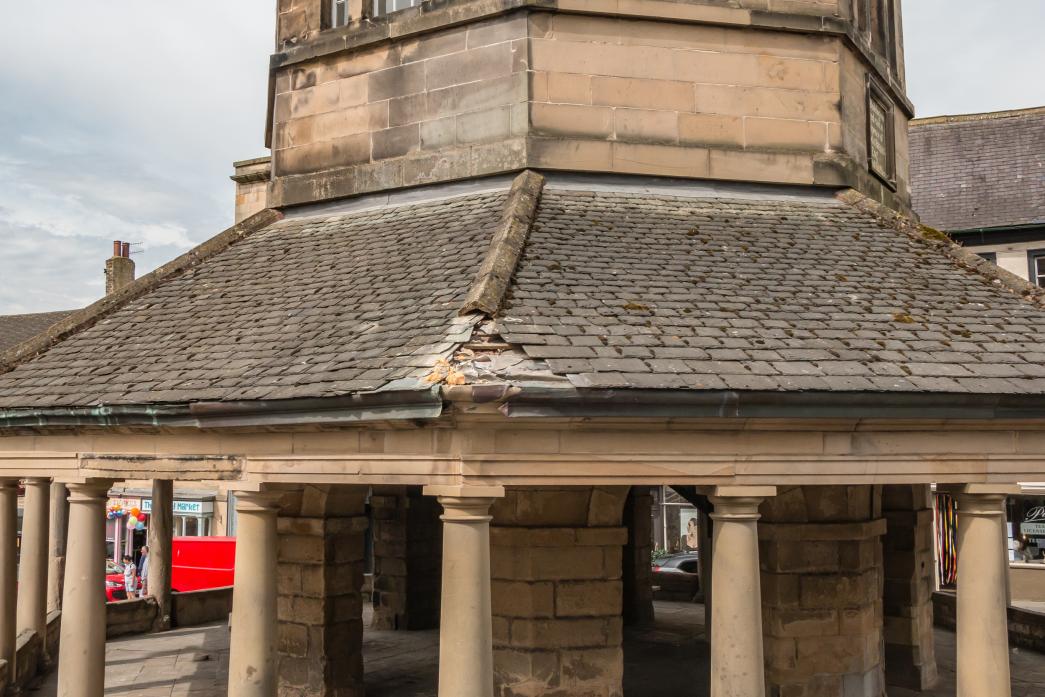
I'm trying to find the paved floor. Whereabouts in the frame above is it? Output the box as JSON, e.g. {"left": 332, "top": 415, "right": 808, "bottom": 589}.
{"left": 29, "top": 602, "right": 1045, "bottom": 696}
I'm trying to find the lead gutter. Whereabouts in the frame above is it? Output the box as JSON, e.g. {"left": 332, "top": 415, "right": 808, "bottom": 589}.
{"left": 498, "top": 387, "right": 1045, "bottom": 420}
{"left": 0, "top": 388, "right": 444, "bottom": 430}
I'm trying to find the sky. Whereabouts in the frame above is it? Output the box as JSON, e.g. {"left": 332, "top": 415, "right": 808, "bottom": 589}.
{"left": 1, "top": 0, "right": 1044, "bottom": 314}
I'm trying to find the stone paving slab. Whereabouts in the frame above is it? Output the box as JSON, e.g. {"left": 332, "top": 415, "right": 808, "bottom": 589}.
{"left": 28, "top": 601, "right": 1045, "bottom": 696}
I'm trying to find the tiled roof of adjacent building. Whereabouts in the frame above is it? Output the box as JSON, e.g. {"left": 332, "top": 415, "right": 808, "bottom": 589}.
{"left": 2, "top": 173, "right": 1045, "bottom": 414}
{"left": 0, "top": 311, "right": 76, "bottom": 353}
{"left": 909, "top": 106, "right": 1045, "bottom": 231}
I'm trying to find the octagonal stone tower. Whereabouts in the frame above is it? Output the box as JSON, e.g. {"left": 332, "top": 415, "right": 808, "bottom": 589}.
{"left": 268, "top": 0, "right": 911, "bottom": 211}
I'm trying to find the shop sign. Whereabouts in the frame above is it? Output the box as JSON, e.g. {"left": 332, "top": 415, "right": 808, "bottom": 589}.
{"left": 141, "top": 499, "right": 213, "bottom": 515}
{"left": 1026, "top": 506, "right": 1045, "bottom": 522}
{"left": 107, "top": 498, "right": 141, "bottom": 510}
{"left": 1020, "top": 522, "right": 1045, "bottom": 537}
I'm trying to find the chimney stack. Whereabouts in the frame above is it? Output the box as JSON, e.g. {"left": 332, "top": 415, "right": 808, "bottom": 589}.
{"left": 105, "top": 240, "right": 135, "bottom": 295}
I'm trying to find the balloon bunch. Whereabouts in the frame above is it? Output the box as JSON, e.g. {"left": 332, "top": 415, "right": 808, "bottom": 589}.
{"left": 106, "top": 504, "right": 126, "bottom": 520}
{"left": 125, "top": 507, "right": 148, "bottom": 531}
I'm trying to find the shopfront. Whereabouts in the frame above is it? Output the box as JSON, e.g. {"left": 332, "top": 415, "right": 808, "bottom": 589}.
{"left": 934, "top": 485, "right": 1045, "bottom": 603}
{"left": 105, "top": 493, "right": 217, "bottom": 563}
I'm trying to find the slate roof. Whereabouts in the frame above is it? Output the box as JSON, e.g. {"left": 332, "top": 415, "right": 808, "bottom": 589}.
{"left": 909, "top": 107, "right": 1045, "bottom": 231}
{"left": 0, "top": 311, "right": 76, "bottom": 353}
{"left": 0, "top": 192, "right": 506, "bottom": 408}
{"left": 3, "top": 175, "right": 1045, "bottom": 412}
{"left": 497, "top": 188, "right": 1045, "bottom": 394}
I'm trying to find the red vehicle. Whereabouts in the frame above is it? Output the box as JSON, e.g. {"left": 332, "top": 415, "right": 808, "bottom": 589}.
{"left": 105, "top": 560, "right": 128, "bottom": 602}
{"left": 171, "top": 536, "right": 236, "bottom": 592}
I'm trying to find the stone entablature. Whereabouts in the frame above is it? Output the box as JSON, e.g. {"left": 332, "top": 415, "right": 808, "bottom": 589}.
{"left": 267, "top": 0, "right": 912, "bottom": 210}
{"left": 5, "top": 419, "right": 1045, "bottom": 488}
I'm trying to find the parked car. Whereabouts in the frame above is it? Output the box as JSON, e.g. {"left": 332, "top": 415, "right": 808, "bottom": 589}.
{"left": 652, "top": 552, "right": 701, "bottom": 602}
{"left": 171, "top": 536, "right": 236, "bottom": 592}
{"left": 105, "top": 560, "right": 127, "bottom": 602}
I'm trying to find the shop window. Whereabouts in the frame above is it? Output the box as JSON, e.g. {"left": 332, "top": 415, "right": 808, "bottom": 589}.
{"left": 1013, "top": 496, "right": 1045, "bottom": 563}
{"left": 1028, "top": 250, "right": 1045, "bottom": 287}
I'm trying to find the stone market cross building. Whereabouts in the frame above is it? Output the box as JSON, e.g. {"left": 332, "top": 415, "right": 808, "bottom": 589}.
{"left": 1, "top": 1, "right": 1043, "bottom": 696}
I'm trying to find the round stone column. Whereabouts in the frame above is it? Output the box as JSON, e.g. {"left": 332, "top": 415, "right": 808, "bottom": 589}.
{"left": 18, "top": 478, "right": 51, "bottom": 641}
{"left": 425, "top": 485, "right": 504, "bottom": 697}
{"left": 708, "top": 486, "right": 775, "bottom": 697}
{"left": 57, "top": 481, "right": 114, "bottom": 697}
{"left": 955, "top": 488, "right": 1013, "bottom": 697}
{"left": 47, "top": 482, "right": 69, "bottom": 614}
{"left": 228, "top": 490, "right": 282, "bottom": 697}
{"left": 0, "top": 479, "right": 19, "bottom": 671}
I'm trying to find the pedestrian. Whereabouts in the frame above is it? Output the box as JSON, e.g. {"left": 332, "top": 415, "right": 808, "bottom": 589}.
{"left": 122, "top": 555, "right": 137, "bottom": 598}
{"left": 138, "top": 545, "right": 150, "bottom": 598}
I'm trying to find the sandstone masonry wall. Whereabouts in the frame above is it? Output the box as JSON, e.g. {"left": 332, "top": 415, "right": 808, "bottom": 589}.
{"left": 881, "top": 484, "right": 937, "bottom": 691}
{"left": 370, "top": 485, "right": 442, "bottom": 630}
{"left": 760, "top": 485, "right": 886, "bottom": 697}
{"left": 276, "top": 485, "right": 369, "bottom": 697}
{"left": 490, "top": 486, "right": 628, "bottom": 697}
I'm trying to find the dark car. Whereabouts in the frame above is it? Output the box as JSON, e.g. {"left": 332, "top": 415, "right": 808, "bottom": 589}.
{"left": 652, "top": 553, "right": 701, "bottom": 602}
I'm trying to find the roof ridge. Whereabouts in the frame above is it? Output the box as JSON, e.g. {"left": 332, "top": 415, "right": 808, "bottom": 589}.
{"left": 459, "top": 170, "right": 545, "bottom": 316}
{"left": 910, "top": 106, "right": 1045, "bottom": 127}
{"left": 0, "top": 208, "right": 284, "bottom": 375}
{"left": 835, "top": 189, "right": 1045, "bottom": 307}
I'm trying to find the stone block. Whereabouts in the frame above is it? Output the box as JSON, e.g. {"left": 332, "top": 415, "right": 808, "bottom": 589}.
{"left": 555, "top": 581, "right": 622, "bottom": 618}
{"left": 678, "top": 112, "right": 744, "bottom": 146}
{"left": 531, "top": 103, "right": 613, "bottom": 139}
{"left": 764, "top": 608, "right": 839, "bottom": 639}
{"left": 493, "top": 581, "right": 555, "bottom": 618}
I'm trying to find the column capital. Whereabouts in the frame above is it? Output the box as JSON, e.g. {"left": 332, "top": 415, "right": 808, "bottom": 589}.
{"left": 22, "top": 476, "right": 51, "bottom": 486}
{"left": 937, "top": 483, "right": 1019, "bottom": 497}
{"left": 233, "top": 490, "right": 283, "bottom": 513}
{"left": 706, "top": 486, "right": 775, "bottom": 522}
{"left": 66, "top": 480, "right": 115, "bottom": 502}
{"left": 425, "top": 485, "right": 503, "bottom": 524}
{"left": 0, "top": 479, "right": 18, "bottom": 491}
{"left": 424, "top": 484, "right": 505, "bottom": 499}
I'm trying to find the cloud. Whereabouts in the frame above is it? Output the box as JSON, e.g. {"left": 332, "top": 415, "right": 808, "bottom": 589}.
{"left": 0, "top": 1, "right": 275, "bottom": 313}
{"left": 902, "top": 1, "right": 1045, "bottom": 116}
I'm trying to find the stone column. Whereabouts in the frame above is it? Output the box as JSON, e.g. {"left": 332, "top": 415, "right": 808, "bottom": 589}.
{"left": 622, "top": 486, "right": 655, "bottom": 627}
{"left": 489, "top": 486, "right": 628, "bottom": 697}
{"left": 708, "top": 486, "right": 775, "bottom": 697}
{"left": 228, "top": 490, "right": 282, "bottom": 697}
{"left": 275, "top": 484, "right": 369, "bottom": 697}
{"left": 0, "top": 479, "right": 18, "bottom": 673}
{"left": 425, "top": 485, "right": 504, "bottom": 697}
{"left": 949, "top": 485, "right": 1017, "bottom": 697}
{"left": 57, "top": 480, "right": 114, "bottom": 697}
{"left": 47, "top": 482, "right": 69, "bottom": 614}
{"left": 148, "top": 479, "right": 174, "bottom": 631}
{"left": 882, "top": 484, "right": 937, "bottom": 690}
{"left": 18, "top": 478, "right": 51, "bottom": 644}
{"left": 370, "top": 485, "right": 443, "bottom": 631}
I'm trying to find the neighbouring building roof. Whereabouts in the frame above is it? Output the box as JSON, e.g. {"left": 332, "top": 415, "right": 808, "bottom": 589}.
{"left": 0, "top": 310, "right": 76, "bottom": 354}
{"left": 909, "top": 106, "right": 1045, "bottom": 232}
{"left": 2, "top": 173, "right": 1045, "bottom": 416}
